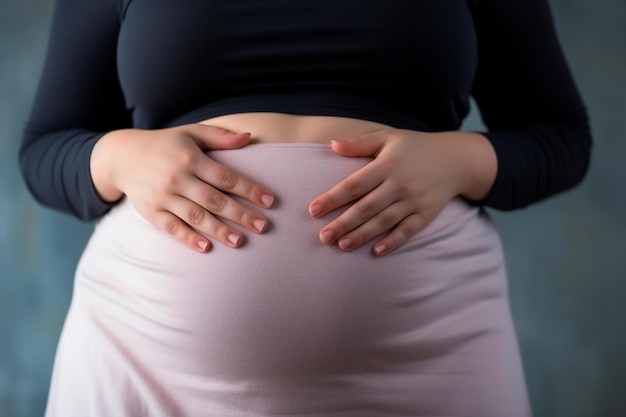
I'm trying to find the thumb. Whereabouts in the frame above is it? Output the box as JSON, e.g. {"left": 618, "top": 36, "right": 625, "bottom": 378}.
{"left": 190, "top": 123, "right": 251, "bottom": 151}
{"left": 330, "top": 131, "right": 387, "bottom": 157}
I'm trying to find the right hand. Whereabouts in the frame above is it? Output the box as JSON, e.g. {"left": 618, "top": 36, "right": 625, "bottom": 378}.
{"left": 90, "top": 124, "right": 275, "bottom": 252}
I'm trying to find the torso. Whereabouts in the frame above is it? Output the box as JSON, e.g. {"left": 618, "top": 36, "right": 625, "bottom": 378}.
{"left": 63, "top": 144, "right": 529, "bottom": 414}
{"left": 120, "top": 1, "right": 477, "bottom": 131}
{"left": 199, "top": 113, "right": 392, "bottom": 145}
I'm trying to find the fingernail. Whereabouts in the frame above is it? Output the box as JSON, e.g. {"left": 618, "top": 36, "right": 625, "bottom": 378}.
{"left": 228, "top": 233, "right": 242, "bottom": 246}
{"left": 309, "top": 203, "right": 322, "bottom": 217}
{"left": 261, "top": 194, "right": 274, "bottom": 208}
{"left": 197, "top": 240, "right": 209, "bottom": 251}
{"left": 320, "top": 229, "right": 334, "bottom": 244}
{"left": 374, "top": 243, "right": 387, "bottom": 256}
{"left": 339, "top": 238, "right": 353, "bottom": 251}
{"left": 253, "top": 219, "right": 267, "bottom": 232}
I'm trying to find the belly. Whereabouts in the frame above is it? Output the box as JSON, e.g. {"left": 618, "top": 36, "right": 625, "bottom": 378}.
{"left": 55, "top": 116, "right": 530, "bottom": 415}
{"left": 75, "top": 144, "right": 509, "bottom": 381}
{"left": 78, "top": 146, "right": 376, "bottom": 376}
{"left": 64, "top": 142, "right": 532, "bottom": 415}
{"left": 198, "top": 112, "right": 392, "bottom": 144}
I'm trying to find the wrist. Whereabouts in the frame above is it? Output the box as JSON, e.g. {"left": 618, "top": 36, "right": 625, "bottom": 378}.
{"left": 90, "top": 129, "right": 128, "bottom": 203}
{"left": 457, "top": 131, "right": 497, "bottom": 201}
{"left": 437, "top": 131, "right": 497, "bottom": 201}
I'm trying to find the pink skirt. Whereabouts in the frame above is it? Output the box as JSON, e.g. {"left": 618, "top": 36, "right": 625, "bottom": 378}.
{"left": 46, "top": 144, "right": 531, "bottom": 416}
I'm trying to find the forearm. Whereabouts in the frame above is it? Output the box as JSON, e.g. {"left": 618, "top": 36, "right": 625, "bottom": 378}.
{"left": 480, "top": 122, "right": 591, "bottom": 210}
{"left": 18, "top": 0, "right": 131, "bottom": 220}
{"left": 19, "top": 127, "right": 115, "bottom": 220}
{"left": 470, "top": 0, "right": 592, "bottom": 210}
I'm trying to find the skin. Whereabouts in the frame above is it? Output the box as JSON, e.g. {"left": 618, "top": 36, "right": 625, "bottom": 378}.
{"left": 309, "top": 129, "right": 497, "bottom": 256}
{"left": 90, "top": 114, "right": 497, "bottom": 256}
{"left": 90, "top": 124, "right": 275, "bottom": 253}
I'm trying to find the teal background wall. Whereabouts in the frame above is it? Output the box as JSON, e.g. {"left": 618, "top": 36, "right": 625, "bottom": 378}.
{"left": 1, "top": 0, "right": 624, "bottom": 416}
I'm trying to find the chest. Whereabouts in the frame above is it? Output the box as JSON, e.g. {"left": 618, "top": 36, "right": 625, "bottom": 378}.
{"left": 117, "top": 1, "right": 478, "bottom": 121}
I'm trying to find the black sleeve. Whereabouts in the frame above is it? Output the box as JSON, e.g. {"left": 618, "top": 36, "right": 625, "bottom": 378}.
{"left": 470, "top": 0, "right": 592, "bottom": 210}
{"left": 19, "top": 0, "right": 132, "bottom": 221}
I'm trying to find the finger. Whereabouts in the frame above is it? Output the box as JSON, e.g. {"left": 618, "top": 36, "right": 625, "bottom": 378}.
{"left": 162, "top": 195, "right": 246, "bottom": 249}
{"left": 151, "top": 209, "right": 213, "bottom": 253}
{"left": 194, "top": 158, "right": 275, "bottom": 209}
{"left": 371, "top": 213, "right": 424, "bottom": 256}
{"left": 189, "top": 123, "right": 252, "bottom": 151}
{"left": 309, "top": 162, "right": 384, "bottom": 218}
{"left": 329, "top": 202, "right": 411, "bottom": 251}
{"left": 317, "top": 181, "right": 399, "bottom": 244}
{"left": 330, "top": 131, "right": 387, "bottom": 157}
{"left": 181, "top": 177, "right": 269, "bottom": 234}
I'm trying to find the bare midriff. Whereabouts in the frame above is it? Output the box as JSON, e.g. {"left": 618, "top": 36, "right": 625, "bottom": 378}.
{"left": 199, "top": 113, "right": 392, "bottom": 144}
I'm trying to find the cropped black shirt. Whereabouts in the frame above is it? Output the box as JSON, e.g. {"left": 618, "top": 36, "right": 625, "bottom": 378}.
{"left": 20, "top": 0, "right": 592, "bottom": 220}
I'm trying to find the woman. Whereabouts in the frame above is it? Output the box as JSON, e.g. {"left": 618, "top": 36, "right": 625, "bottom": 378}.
{"left": 20, "top": 0, "right": 591, "bottom": 416}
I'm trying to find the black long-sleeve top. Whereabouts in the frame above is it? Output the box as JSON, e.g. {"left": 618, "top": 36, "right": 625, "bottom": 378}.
{"left": 19, "top": 0, "right": 592, "bottom": 220}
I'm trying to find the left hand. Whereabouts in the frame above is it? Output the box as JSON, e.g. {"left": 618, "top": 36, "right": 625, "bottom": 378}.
{"left": 308, "top": 128, "right": 495, "bottom": 256}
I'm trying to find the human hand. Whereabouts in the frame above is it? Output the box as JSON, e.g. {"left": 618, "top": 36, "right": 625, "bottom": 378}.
{"left": 308, "top": 129, "right": 496, "bottom": 256}
{"left": 91, "top": 124, "right": 275, "bottom": 252}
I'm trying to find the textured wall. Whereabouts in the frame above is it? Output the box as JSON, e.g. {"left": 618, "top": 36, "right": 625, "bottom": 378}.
{"left": 1, "top": 1, "right": 624, "bottom": 416}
